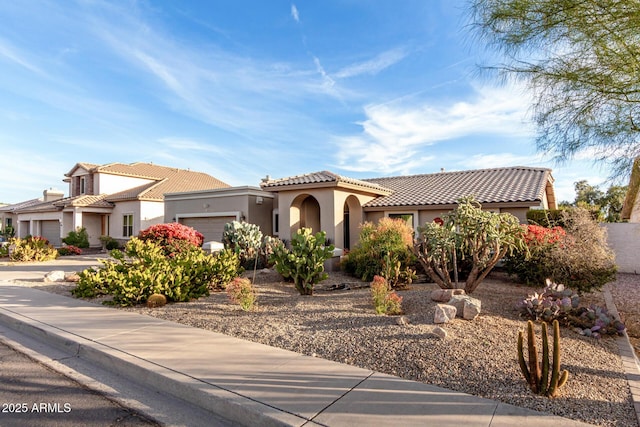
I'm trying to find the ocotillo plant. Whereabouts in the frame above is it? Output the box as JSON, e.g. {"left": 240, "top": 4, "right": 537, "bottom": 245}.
{"left": 517, "top": 319, "right": 569, "bottom": 397}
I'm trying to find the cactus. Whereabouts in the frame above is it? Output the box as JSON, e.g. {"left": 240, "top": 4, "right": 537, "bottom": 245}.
{"left": 269, "top": 228, "right": 335, "bottom": 295}
{"left": 146, "top": 293, "right": 167, "bottom": 308}
{"left": 222, "top": 221, "right": 264, "bottom": 268}
{"left": 517, "top": 319, "right": 569, "bottom": 397}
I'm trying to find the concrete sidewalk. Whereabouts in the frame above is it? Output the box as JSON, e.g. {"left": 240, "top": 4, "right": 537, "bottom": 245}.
{"left": 0, "top": 282, "right": 589, "bottom": 427}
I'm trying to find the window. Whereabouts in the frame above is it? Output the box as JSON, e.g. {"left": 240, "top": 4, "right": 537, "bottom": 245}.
{"left": 80, "top": 177, "right": 86, "bottom": 194}
{"left": 123, "top": 214, "right": 134, "bottom": 237}
{"left": 272, "top": 209, "right": 279, "bottom": 236}
{"left": 6, "top": 218, "right": 12, "bottom": 227}
{"left": 388, "top": 213, "right": 414, "bottom": 226}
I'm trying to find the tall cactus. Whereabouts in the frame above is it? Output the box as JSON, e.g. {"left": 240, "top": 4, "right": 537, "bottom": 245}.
{"left": 517, "top": 319, "right": 569, "bottom": 397}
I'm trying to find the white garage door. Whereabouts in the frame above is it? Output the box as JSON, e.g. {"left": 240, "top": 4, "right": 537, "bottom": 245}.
{"left": 41, "top": 220, "right": 62, "bottom": 247}
{"left": 180, "top": 217, "right": 235, "bottom": 243}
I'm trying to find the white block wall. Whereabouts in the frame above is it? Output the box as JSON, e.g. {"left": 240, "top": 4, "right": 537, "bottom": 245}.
{"left": 603, "top": 223, "right": 640, "bottom": 274}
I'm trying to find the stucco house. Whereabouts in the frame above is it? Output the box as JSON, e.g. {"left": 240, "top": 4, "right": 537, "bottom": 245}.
{"left": 166, "top": 166, "right": 557, "bottom": 250}
{"left": 4, "top": 162, "right": 229, "bottom": 247}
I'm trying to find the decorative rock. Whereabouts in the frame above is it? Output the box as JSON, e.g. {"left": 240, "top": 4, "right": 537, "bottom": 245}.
{"left": 434, "top": 304, "right": 457, "bottom": 324}
{"left": 396, "top": 316, "right": 409, "bottom": 326}
{"left": 44, "top": 270, "right": 66, "bottom": 283}
{"left": 447, "top": 295, "right": 481, "bottom": 319}
{"left": 432, "top": 326, "right": 448, "bottom": 340}
{"left": 202, "top": 241, "right": 224, "bottom": 253}
{"left": 430, "top": 288, "right": 465, "bottom": 302}
{"left": 463, "top": 299, "right": 482, "bottom": 320}
{"left": 64, "top": 272, "right": 81, "bottom": 282}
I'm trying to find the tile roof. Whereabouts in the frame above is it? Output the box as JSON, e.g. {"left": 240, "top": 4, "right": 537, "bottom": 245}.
{"left": 0, "top": 198, "right": 43, "bottom": 212}
{"left": 260, "top": 170, "right": 391, "bottom": 194}
{"left": 53, "top": 195, "right": 114, "bottom": 208}
{"left": 362, "top": 167, "right": 552, "bottom": 208}
{"left": 68, "top": 162, "right": 231, "bottom": 201}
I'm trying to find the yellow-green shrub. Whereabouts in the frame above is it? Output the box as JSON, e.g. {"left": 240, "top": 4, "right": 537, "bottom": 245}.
{"left": 9, "top": 237, "right": 58, "bottom": 262}
{"left": 72, "top": 238, "right": 242, "bottom": 306}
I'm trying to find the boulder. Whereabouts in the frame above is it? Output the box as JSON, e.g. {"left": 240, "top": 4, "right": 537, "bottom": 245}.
{"left": 430, "top": 288, "right": 465, "bottom": 302}
{"left": 434, "top": 304, "right": 457, "bottom": 324}
{"left": 463, "top": 299, "right": 482, "bottom": 320}
{"left": 64, "top": 272, "right": 81, "bottom": 282}
{"left": 447, "top": 295, "right": 481, "bottom": 320}
{"left": 44, "top": 270, "right": 66, "bottom": 283}
{"left": 432, "top": 326, "right": 448, "bottom": 340}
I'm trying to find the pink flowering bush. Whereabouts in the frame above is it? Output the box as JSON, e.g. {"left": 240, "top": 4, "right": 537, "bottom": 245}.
{"left": 58, "top": 245, "right": 83, "bottom": 256}
{"left": 138, "top": 223, "right": 204, "bottom": 256}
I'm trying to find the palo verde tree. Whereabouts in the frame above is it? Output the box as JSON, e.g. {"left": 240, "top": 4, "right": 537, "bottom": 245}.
{"left": 413, "top": 196, "right": 525, "bottom": 293}
{"left": 467, "top": 0, "right": 640, "bottom": 177}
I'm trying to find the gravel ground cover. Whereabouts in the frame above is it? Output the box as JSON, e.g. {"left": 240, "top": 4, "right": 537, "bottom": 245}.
{"left": 19, "top": 271, "right": 640, "bottom": 427}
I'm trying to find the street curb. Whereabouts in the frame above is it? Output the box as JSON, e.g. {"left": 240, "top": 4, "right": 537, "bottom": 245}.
{"left": 603, "top": 283, "right": 640, "bottom": 426}
{"left": 0, "top": 308, "right": 307, "bottom": 427}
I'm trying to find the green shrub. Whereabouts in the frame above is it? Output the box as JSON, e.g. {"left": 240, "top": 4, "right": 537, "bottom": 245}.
{"left": 226, "top": 277, "right": 256, "bottom": 311}
{"left": 342, "top": 217, "right": 416, "bottom": 287}
{"left": 370, "top": 275, "right": 403, "bottom": 315}
{"left": 526, "top": 209, "right": 567, "bottom": 227}
{"left": 138, "top": 223, "right": 204, "bottom": 256}
{"left": 72, "top": 238, "right": 242, "bottom": 306}
{"left": 9, "top": 237, "right": 58, "bottom": 262}
{"left": 504, "top": 225, "right": 567, "bottom": 285}
{"left": 100, "top": 235, "right": 120, "bottom": 250}
{"left": 269, "top": 228, "right": 334, "bottom": 295}
{"left": 63, "top": 227, "right": 90, "bottom": 248}
{"left": 505, "top": 208, "right": 616, "bottom": 293}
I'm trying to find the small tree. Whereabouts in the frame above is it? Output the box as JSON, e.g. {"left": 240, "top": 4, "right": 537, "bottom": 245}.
{"left": 413, "top": 196, "right": 525, "bottom": 293}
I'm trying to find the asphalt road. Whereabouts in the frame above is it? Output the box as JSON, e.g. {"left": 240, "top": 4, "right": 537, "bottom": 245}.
{"left": 0, "top": 341, "right": 160, "bottom": 427}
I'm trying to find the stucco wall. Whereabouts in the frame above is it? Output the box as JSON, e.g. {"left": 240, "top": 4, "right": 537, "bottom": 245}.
{"left": 164, "top": 188, "right": 275, "bottom": 236}
{"left": 95, "top": 173, "right": 155, "bottom": 195}
{"left": 603, "top": 223, "right": 640, "bottom": 274}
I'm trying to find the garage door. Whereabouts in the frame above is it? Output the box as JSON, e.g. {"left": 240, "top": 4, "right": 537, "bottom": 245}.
{"left": 41, "top": 220, "right": 62, "bottom": 247}
{"left": 180, "top": 216, "right": 235, "bottom": 243}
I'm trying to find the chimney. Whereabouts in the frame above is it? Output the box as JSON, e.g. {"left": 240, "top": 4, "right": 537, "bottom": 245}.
{"left": 43, "top": 188, "right": 64, "bottom": 202}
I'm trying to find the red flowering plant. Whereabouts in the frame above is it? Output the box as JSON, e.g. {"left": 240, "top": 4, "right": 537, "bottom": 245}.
{"left": 138, "top": 223, "right": 204, "bottom": 257}
{"left": 504, "top": 224, "right": 567, "bottom": 285}
{"left": 58, "top": 245, "right": 82, "bottom": 256}
{"left": 522, "top": 224, "right": 566, "bottom": 247}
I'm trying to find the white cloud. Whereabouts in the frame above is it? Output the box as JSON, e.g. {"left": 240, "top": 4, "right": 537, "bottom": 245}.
{"left": 158, "top": 137, "right": 227, "bottom": 155}
{"left": 335, "top": 48, "right": 408, "bottom": 79}
{"left": 0, "top": 38, "right": 46, "bottom": 76}
{"left": 334, "top": 83, "right": 535, "bottom": 174}
{"left": 291, "top": 4, "right": 300, "bottom": 23}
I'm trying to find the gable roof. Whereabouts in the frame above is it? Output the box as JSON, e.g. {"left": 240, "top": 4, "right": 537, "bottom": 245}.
{"left": 362, "top": 166, "right": 553, "bottom": 208}
{"left": 0, "top": 198, "right": 44, "bottom": 213}
{"left": 622, "top": 158, "right": 640, "bottom": 220}
{"left": 260, "top": 170, "right": 392, "bottom": 195}
{"left": 66, "top": 162, "right": 231, "bottom": 201}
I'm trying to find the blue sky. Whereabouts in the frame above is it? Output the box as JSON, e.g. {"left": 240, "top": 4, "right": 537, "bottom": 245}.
{"left": 0, "top": 0, "right": 616, "bottom": 204}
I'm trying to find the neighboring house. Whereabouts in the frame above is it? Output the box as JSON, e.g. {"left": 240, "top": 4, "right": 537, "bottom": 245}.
{"left": 8, "top": 162, "right": 229, "bottom": 247}
{"left": 0, "top": 190, "right": 65, "bottom": 241}
{"left": 622, "top": 158, "right": 640, "bottom": 222}
{"left": 164, "top": 186, "right": 275, "bottom": 243}
{"left": 168, "top": 166, "right": 557, "bottom": 249}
